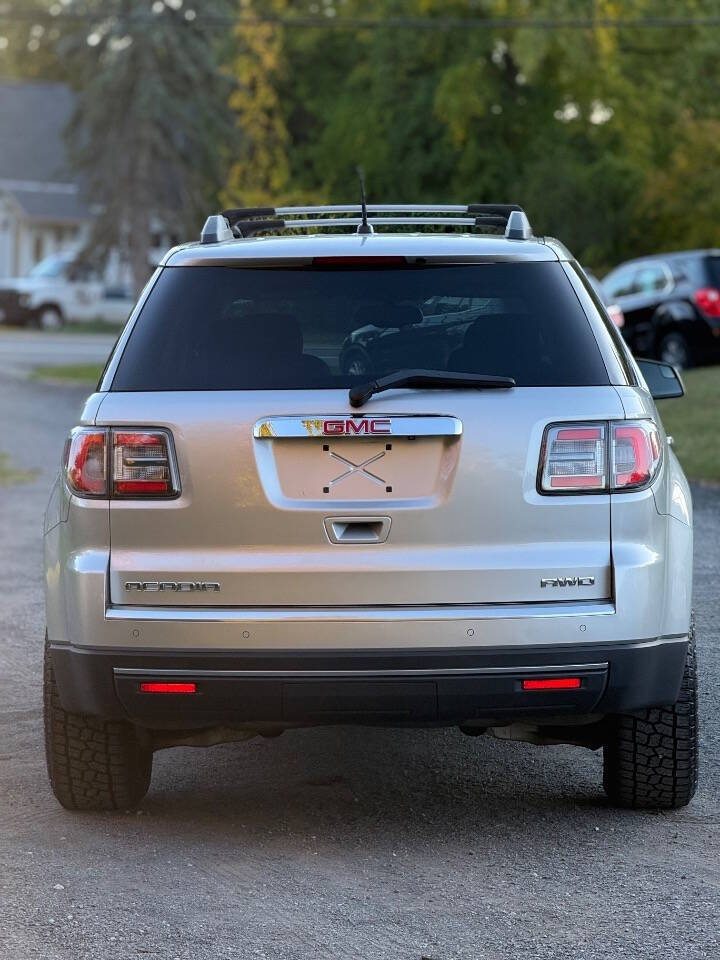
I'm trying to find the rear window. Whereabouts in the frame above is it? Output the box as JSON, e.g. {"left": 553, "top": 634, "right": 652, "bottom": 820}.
{"left": 706, "top": 256, "right": 720, "bottom": 287}
{"left": 110, "top": 263, "right": 609, "bottom": 391}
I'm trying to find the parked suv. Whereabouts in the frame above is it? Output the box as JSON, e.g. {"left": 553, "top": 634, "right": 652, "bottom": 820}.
{"left": 603, "top": 249, "right": 720, "bottom": 368}
{"left": 44, "top": 204, "right": 698, "bottom": 812}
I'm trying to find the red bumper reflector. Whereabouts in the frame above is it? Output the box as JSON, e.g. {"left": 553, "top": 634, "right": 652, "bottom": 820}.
{"left": 139, "top": 682, "right": 197, "bottom": 694}
{"left": 522, "top": 677, "right": 581, "bottom": 691}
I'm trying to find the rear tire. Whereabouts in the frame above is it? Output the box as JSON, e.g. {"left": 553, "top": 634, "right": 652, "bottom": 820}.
{"left": 44, "top": 634, "right": 152, "bottom": 811}
{"left": 603, "top": 616, "right": 698, "bottom": 809}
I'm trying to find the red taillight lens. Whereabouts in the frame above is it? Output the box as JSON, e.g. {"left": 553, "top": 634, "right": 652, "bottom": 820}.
{"left": 607, "top": 303, "right": 625, "bottom": 328}
{"left": 65, "top": 428, "right": 107, "bottom": 496}
{"left": 540, "top": 423, "right": 607, "bottom": 491}
{"left": 693, "top": 286, "right": 720, "bottom": 318}
{"left": 539, "top": 420, "right": 662, "bottom": 493}
{"left": 112, "top": 429, "right": 177, "bottom": 497}
{"left": 522, "top": 677, "right": 581, "bottom": 691}
{"left": 139, "top": 682, "right": 197, "bottom": 694}
{"left": 612, "top": 421, "right": 661, "bottom": 489}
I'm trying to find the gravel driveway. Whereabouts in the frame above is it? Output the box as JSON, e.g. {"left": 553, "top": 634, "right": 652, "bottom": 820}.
{"left": 1, "top": 370, "right": 718, "bottom": 960}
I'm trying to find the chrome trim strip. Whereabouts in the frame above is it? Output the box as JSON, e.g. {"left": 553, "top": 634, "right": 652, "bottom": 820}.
{"left": 106, "top": 600, "right": 615, "bottom": 623}
{"left": 114, "top": 662, "right": 608, "bottom": 679}
{"left": 264, "top": 217, "right": 479, "bottom": 228}
{"left": 253, "top": 414, "right": 463, "bottom": 439}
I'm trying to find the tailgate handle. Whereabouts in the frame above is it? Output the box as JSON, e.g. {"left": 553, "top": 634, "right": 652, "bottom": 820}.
{"left": 324, "top": 516, "right": 391, "bottom": 544}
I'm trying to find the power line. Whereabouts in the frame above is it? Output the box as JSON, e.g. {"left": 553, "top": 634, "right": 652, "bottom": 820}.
{"left": 3, "top": 10, "right": 720, "bottom": 31}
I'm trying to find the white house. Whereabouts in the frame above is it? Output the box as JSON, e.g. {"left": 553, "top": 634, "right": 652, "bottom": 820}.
{"left": 0, "top": 81, "right": 93, "bottom": 279}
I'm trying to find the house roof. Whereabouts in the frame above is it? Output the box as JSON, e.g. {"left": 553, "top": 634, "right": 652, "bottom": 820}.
{"left": 0, "top": 80, "right": 91, "bottom": 223}
{"left": 7, "top": 187, "right": 91, "bottom": 223}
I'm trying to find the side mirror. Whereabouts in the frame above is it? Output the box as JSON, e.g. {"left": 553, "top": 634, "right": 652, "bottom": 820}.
{"left": 636, "top": 358, "right": 685, "bottom": 400}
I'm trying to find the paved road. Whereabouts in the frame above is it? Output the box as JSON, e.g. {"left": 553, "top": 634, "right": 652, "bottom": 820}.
{"left": 1, "top": 372, "right": 718, "bottom": 960}
{"left": 0, "top": 328, "right": 117, "bottom": 378}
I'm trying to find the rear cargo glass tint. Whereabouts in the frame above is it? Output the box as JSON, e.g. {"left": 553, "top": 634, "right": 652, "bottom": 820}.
{"left": 111, "top": 263, "right": 609, "bottom": 390}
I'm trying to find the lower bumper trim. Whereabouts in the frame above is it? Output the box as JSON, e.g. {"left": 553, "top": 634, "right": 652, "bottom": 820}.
{"left": 51, "top": 637, "right": 688, "bottom": 729}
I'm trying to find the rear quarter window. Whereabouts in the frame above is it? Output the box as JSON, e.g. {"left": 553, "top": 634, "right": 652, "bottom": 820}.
{"left": 110, "top": 262, "right": 610, "bottom": 391}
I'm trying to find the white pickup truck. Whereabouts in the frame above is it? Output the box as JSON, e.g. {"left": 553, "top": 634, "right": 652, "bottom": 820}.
{"left": 0, "top": 254, "right": 134, "bottom": 329}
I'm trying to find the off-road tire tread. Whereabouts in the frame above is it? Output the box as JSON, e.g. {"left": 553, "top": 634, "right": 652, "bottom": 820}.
{"left": 603, "top": 614, "right": 698, "bottom": 809}
{"left": 44, "top": 635, "right": 152, "bottom": 810}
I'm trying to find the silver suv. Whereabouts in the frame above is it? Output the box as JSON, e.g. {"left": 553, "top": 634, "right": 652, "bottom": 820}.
{"left": 43, "top": 203, "right": 698, "bottom": 811}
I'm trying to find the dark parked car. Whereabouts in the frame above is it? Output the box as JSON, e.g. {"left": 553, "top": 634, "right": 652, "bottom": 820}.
{"left": 602, "top": 250, "right": 720, "bottom": 368}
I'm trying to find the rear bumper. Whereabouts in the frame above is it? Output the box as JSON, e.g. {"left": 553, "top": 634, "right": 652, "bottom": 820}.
{"left": 50, "top": 636, "right": 688, "bottom": 729}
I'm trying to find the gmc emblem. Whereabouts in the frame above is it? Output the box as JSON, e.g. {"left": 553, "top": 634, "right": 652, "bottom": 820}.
{"left": 323, "top": 418, "right": 391, "bottom": 436}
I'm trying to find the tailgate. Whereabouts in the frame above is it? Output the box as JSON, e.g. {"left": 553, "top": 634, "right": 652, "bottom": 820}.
{"left": 103, "top": 387, "right": 618, "bottom": 607}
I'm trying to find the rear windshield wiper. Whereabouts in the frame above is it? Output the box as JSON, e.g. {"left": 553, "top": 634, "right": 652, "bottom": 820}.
{"left": 348, "top": 369, "right": 515, "bottom": 408}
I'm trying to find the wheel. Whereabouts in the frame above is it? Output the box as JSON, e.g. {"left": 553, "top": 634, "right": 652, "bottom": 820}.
{"left": 43, "top": 634, "right": 152, "bottom": 811}
{"left": 658, "top": 330, "right": 691, "bottom": 370}
{"left": 35, "top": 306, "right": 64, "bottom": 330}
{"left": 603, "top": 615, "right": 699, "bottom": 809}
{"left": 342, "top": 348, "right": 372, "bottom": 377}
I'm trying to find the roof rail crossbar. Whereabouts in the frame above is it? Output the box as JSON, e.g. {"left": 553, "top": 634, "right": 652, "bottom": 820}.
{"left": 233, "top": 218, "right": 286, "bottom": 237}
{"left": 473, "top": 216, "right": 508, "bottom": 228}
{"left": 467, "top": 204, "right": 523, "bottom": 217}
{"left": 222, "top": 203, "right": 527, "bottom": 221}
{"left": 236, "top": 217, "right": 510, "bottom": 234}
{"left": 202, "top": 204, "right": 533, "bottom": 242}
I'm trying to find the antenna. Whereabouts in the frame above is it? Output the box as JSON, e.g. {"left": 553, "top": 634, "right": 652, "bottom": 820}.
{"left": 356, "top": 166, "right": 373, "bottom": 234}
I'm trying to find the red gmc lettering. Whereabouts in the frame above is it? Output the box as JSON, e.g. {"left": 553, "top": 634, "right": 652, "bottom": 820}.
{"left": 323, "top": 420, "right": 346, "bottom": 435}
{"left": 322, "top": 419, "right": 392, "bottom": 435}
{"left": 369, "top": 419, "right": 391, "bottom": 434}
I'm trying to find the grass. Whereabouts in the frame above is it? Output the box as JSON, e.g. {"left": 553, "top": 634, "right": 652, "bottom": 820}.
{"left": 0, "top": 452, "right": 35, "bottom": 486}
{"left": 31, "top": 363, "right": 103, "bottom": 385}
{"left": 50, "top": 320, "right": 126, "bottom": 335}
{"left": 658, "top": 366, "right": 720, "bottom": 484}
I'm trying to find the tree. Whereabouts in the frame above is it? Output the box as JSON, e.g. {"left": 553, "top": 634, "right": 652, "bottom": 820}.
{"left": 224, "top": 0, "right": 720, "bottom": 270}
{"left": 59, "top": 0, "right": 238, "bottom": 293}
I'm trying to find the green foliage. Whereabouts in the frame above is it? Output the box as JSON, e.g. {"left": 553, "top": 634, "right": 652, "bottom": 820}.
{"left": 3, "top": 1, "right": 720, "bottom": 276}
{"left": 226, "top": 0, "right": 720, "bottom": 271}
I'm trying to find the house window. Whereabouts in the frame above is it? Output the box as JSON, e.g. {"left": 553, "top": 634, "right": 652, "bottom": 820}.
{"left": 34, "top": 232, "right": 44, "bottom": 263}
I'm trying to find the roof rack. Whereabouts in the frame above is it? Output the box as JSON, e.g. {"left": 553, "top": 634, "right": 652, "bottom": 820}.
{"left": 200, "top": 203, "right": 533, "bottom": 244}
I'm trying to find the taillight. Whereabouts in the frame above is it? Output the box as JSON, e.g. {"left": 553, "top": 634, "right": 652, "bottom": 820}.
{"left": 540, "top": 424, "right": 607, "bottom": 492}
{"left": 112, "top": 429, "right": 178, "bottom": 497}
{"left": 611, "top": 422, "right": 661, "bottom": 489}
{"left": 64, "top": 428, "right": 107, "bottom": 496}
{"left": 539, "top": 420, "right": 661, "bottom": 494}
{"left": 693, "top": 287, "right": 720, "bottom": 318}
{"left": 607, "top": 303, "right": 625, "bottom": 328}
{"left": 63, "top": 427, "right": 179, "bottom": 498}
